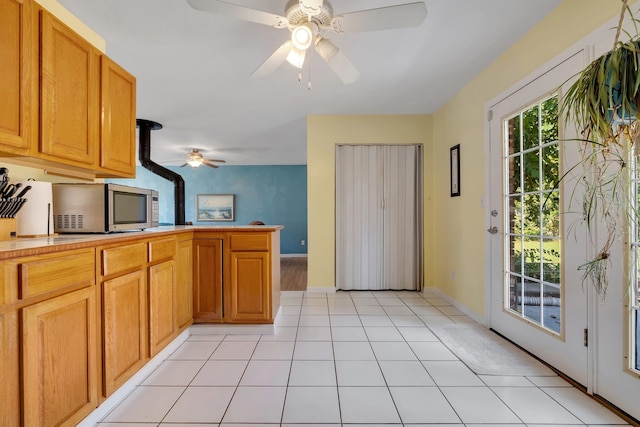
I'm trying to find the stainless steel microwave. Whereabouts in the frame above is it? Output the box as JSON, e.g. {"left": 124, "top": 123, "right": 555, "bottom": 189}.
{"left": 52, "top": 183, "right": 159, "bottom": 233}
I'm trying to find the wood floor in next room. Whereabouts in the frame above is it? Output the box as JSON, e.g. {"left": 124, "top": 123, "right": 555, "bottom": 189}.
{"left": 280, "top": 257, "right": 307, "bottom": 291}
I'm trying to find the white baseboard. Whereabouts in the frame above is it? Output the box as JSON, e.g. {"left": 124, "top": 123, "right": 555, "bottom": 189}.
{"left": 190, "top": 322, "right": 276, "bottom": 335}
{"left": 281, "top": 253, "right": 308, "bottom": 258}
{"left": 305, "top": 286, "right": 336, "bottom": 293}
{"left": 422, "top": 286, "right": 487, "bottom": 326}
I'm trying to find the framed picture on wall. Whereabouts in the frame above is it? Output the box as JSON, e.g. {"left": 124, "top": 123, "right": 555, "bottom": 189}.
{"left": 450, "top": 144, "right": 460, "bottom": 197}
{"left": 197, "top": 194, "right": 235, "bottom": 221}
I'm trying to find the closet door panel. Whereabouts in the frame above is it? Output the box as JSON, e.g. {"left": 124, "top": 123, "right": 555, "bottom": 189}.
{"left": 336, "top": 145, "right": 383, "bottom": 290}
{"left": 336, "top": 145, "right": 422, "bottom": 291}
{"left": 383, "top": 145, "right": 420, "bottom": 290}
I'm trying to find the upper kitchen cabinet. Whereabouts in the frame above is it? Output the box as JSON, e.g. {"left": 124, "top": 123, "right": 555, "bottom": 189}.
{"left": 39, "top": 9, "right": 99, "bottom": 167}
{"left": 99, "top": 56, "right": 136, "bottom": 177}
{"left": 0, "top": 0, "right": 36, "bottom": 155}
{"left": 0, "top": 1, "right": 136, "bottom": 179}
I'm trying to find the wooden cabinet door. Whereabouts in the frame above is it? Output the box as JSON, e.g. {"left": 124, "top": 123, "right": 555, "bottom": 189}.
{"left": 193, "top": 239, "right": 223, "bottom": 322}
{"left": 229, "top": 251, "right": 270, "bottom": 323}
{"left": 102, "top": 270, "right": 147, "bottom": 397}
{"left": 148, "top": 260, "right": 176, "bottom": 357}
{"left": 0, "top": 0, "right": 34, "bottom": 154}
{"left": 99, "top": 56, "right": 136, "bottom": 177}
{"left": 0, "top": 310, "right": 19, "bottom": 427}
{"left": 176, "top": 239, "right": 193, "bottom": 329}
{"left": 40, "top": 10, "right": 98, "bottom": 166}
{"left": 22, "top": 286, "right": 98, "bottom": 427}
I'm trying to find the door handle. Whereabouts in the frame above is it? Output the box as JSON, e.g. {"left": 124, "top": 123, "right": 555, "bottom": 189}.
{"left": 487, "top": 226, "right": 498, "bottom": 235}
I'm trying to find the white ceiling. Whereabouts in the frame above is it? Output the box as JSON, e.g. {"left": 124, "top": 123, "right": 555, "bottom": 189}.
{"left": 57, "top": 0, "right": 561, "bottom": 166}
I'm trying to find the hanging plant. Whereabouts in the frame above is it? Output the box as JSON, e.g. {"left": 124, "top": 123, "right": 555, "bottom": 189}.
{"left": 559, "top": 0, "right": 640, "bottom": 297}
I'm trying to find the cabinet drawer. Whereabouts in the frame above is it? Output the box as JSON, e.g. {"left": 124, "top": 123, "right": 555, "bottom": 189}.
{"left": 19, "top": 249, "right": 95, "bottom": 300}
{"left": 229, "top": 233, "right": 270, "bottom": 251}
{"left": 148, "top": 237, "right": 176, "bottom": 263}
{"left": 101, "top": 242, "right": 146, "bottom": 277}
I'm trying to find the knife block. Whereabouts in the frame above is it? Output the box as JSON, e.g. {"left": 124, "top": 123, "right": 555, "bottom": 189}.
{"left": 0, "top": 218, "right": 17, "bottom": 241}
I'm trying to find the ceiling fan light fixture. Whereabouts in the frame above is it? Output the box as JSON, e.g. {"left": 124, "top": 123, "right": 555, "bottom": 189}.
{"left": 291, "top": 22, "right": 314, "bottom": 50}
{"left": 186, "top": 149, "right": 205, "bottom": 167}
{"left": 286, "top": 46, "right": 306, "bottom": 68}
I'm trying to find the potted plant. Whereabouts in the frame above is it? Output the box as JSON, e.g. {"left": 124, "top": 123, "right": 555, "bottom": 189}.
{"left": 559, "top": 0, "right": 640, "bottom": 297}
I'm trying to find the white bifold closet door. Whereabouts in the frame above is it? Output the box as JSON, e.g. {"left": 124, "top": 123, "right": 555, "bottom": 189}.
{"left": 336, "top": 145, "right": 423, "bottom": 290}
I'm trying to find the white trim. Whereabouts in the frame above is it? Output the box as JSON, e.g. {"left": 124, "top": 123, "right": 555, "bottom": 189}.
{"left": 483, "top": 105, "right": 493, "bottom": 328}
{"left": 423, "top": 286, "right": 486, "bottom": 326}
{"left": 190, "top": 323, "right": 276, "bottom": 335}
{"left": 281, "top": 253, "right": 308, "bottom": 258}
{"left": 306, "top": 286, "right": 337, "bottom": 293}
{"left": 77, "top": 328, "right": 190, "bottom": 427}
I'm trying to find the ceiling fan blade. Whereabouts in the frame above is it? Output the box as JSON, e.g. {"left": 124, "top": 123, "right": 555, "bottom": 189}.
{"left": 315, "top": 38, "right": 359, "bottom": 84}
{"left": 180, "top": 163, "right": 188, "bottom": 167}
{"left": 252, "top": 40, "right": 294, "bottom": 78}
{"left": 332, "top": 2, "right": 427, "bottom": 33}
{"left": 186, "top": 0, "right": 288, "bottom": 28}
{"left": 207, "top": 159, "right": 226, "bottom": 163}
{"left": 203, "top": 161, "right": 219, "bottom": 169}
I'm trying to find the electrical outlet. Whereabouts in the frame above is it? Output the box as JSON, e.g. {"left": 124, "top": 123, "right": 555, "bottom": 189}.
{"left": 301, "top": 239, "right": 305, "bottom": 246}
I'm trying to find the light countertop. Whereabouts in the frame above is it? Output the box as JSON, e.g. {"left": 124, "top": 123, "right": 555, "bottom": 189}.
{"left": 0, "top": 225, "right": 283, "bottom": 259}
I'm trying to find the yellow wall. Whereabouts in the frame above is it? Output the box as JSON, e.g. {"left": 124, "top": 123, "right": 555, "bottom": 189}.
{"left": 306, "top": 0, "right": 623, "bottom": 317}
{"left": 307, "top": 115, "right": 433, "bottom": 288}
{"left": 430, "top": 0, "right": 622, "bottom": 317}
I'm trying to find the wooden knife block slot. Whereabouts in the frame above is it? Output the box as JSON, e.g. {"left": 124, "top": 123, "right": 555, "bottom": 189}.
{"left": 0, "top": 218, "right": 17, "bottom": 241}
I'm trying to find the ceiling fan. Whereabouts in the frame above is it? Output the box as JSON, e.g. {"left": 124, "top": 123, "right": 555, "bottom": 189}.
{"left": 186, "top": 0, "right": 427, "bottom": 84}
{"left": 181, "top": 149, "right": 226, "bottom": 168}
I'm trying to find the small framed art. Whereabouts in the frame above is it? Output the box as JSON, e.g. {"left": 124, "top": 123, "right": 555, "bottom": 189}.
{"left": 450, "top": 144, "right": 460, "bottom": 197}
{"left": 196, "top": 194, "right": 235, "bottom": 221}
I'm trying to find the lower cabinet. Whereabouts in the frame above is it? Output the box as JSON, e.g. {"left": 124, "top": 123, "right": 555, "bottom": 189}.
{"left": 175, "top": 238, "right": 193, "bottom": 329}
{"left": 193, "top": 238, "right": 223, "bottom": 322}
{"left": 0, "top": 228, "right": 280, "bottom": 425}
{"left": 0, "top": 309, "right": 19, "bottom": 427}
{"left": 192, "top": 232, "right": 279, "bottom": 324}
{"left": 229, "top": 251, "right": 270, "bottom": 322}
{"left": 102, "top": 270, "right": 147, "bottom": 397}
{"left": 21, "top": 287, "right": 98, "bottom": 427}
{"left": 148, "top": 260, "right": 176, "bottom": 357}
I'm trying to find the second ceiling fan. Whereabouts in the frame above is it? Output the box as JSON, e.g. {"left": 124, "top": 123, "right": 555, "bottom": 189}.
{"left": 187, "top": 0, "right": 427, "bottom": 84}
{"left": 181, "top": 149, "right": 226, "bottom": 168}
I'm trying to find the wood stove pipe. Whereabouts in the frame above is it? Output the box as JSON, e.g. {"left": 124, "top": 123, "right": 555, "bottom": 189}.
{"left": 136, "top": 119, "right": 185, "bottom": 225}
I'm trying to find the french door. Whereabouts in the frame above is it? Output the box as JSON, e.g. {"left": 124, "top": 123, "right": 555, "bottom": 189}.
{"left": 488, "top": 44, "right": 640, "bottom": 420}
{"left": 488, "top": 51, "right": 589, "bottom": 384}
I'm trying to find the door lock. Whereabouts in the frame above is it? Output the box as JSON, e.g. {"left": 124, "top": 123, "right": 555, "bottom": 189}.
{"left": 491, "top": 210, "right": 498, "bottom": 217}
{"left": 487, "top": 226, "right": 498, "bottom": 235}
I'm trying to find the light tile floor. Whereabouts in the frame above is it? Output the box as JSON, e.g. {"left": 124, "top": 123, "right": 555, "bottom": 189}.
{"left": 96, "top": 289, "right": 630, "bottom": 426}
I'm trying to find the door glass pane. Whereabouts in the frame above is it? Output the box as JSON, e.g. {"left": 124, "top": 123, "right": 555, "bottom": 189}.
{"left": 503, "top": 95, "right": 561, "bottom": 334}
{"left": 522, "top": 105, "right": 540, "bottom": 150}
{"left": 523, "top": 151, "right": 540, "bottom": 193}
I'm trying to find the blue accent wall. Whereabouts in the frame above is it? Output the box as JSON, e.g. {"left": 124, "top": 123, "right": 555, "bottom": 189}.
{"left": 107, "top": 165, "right": 307, "bottom": 254}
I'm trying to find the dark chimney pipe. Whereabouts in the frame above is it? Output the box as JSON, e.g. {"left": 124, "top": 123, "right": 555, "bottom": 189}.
{"left": 136, "top": 119, "right": 185, "bottom": 225}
